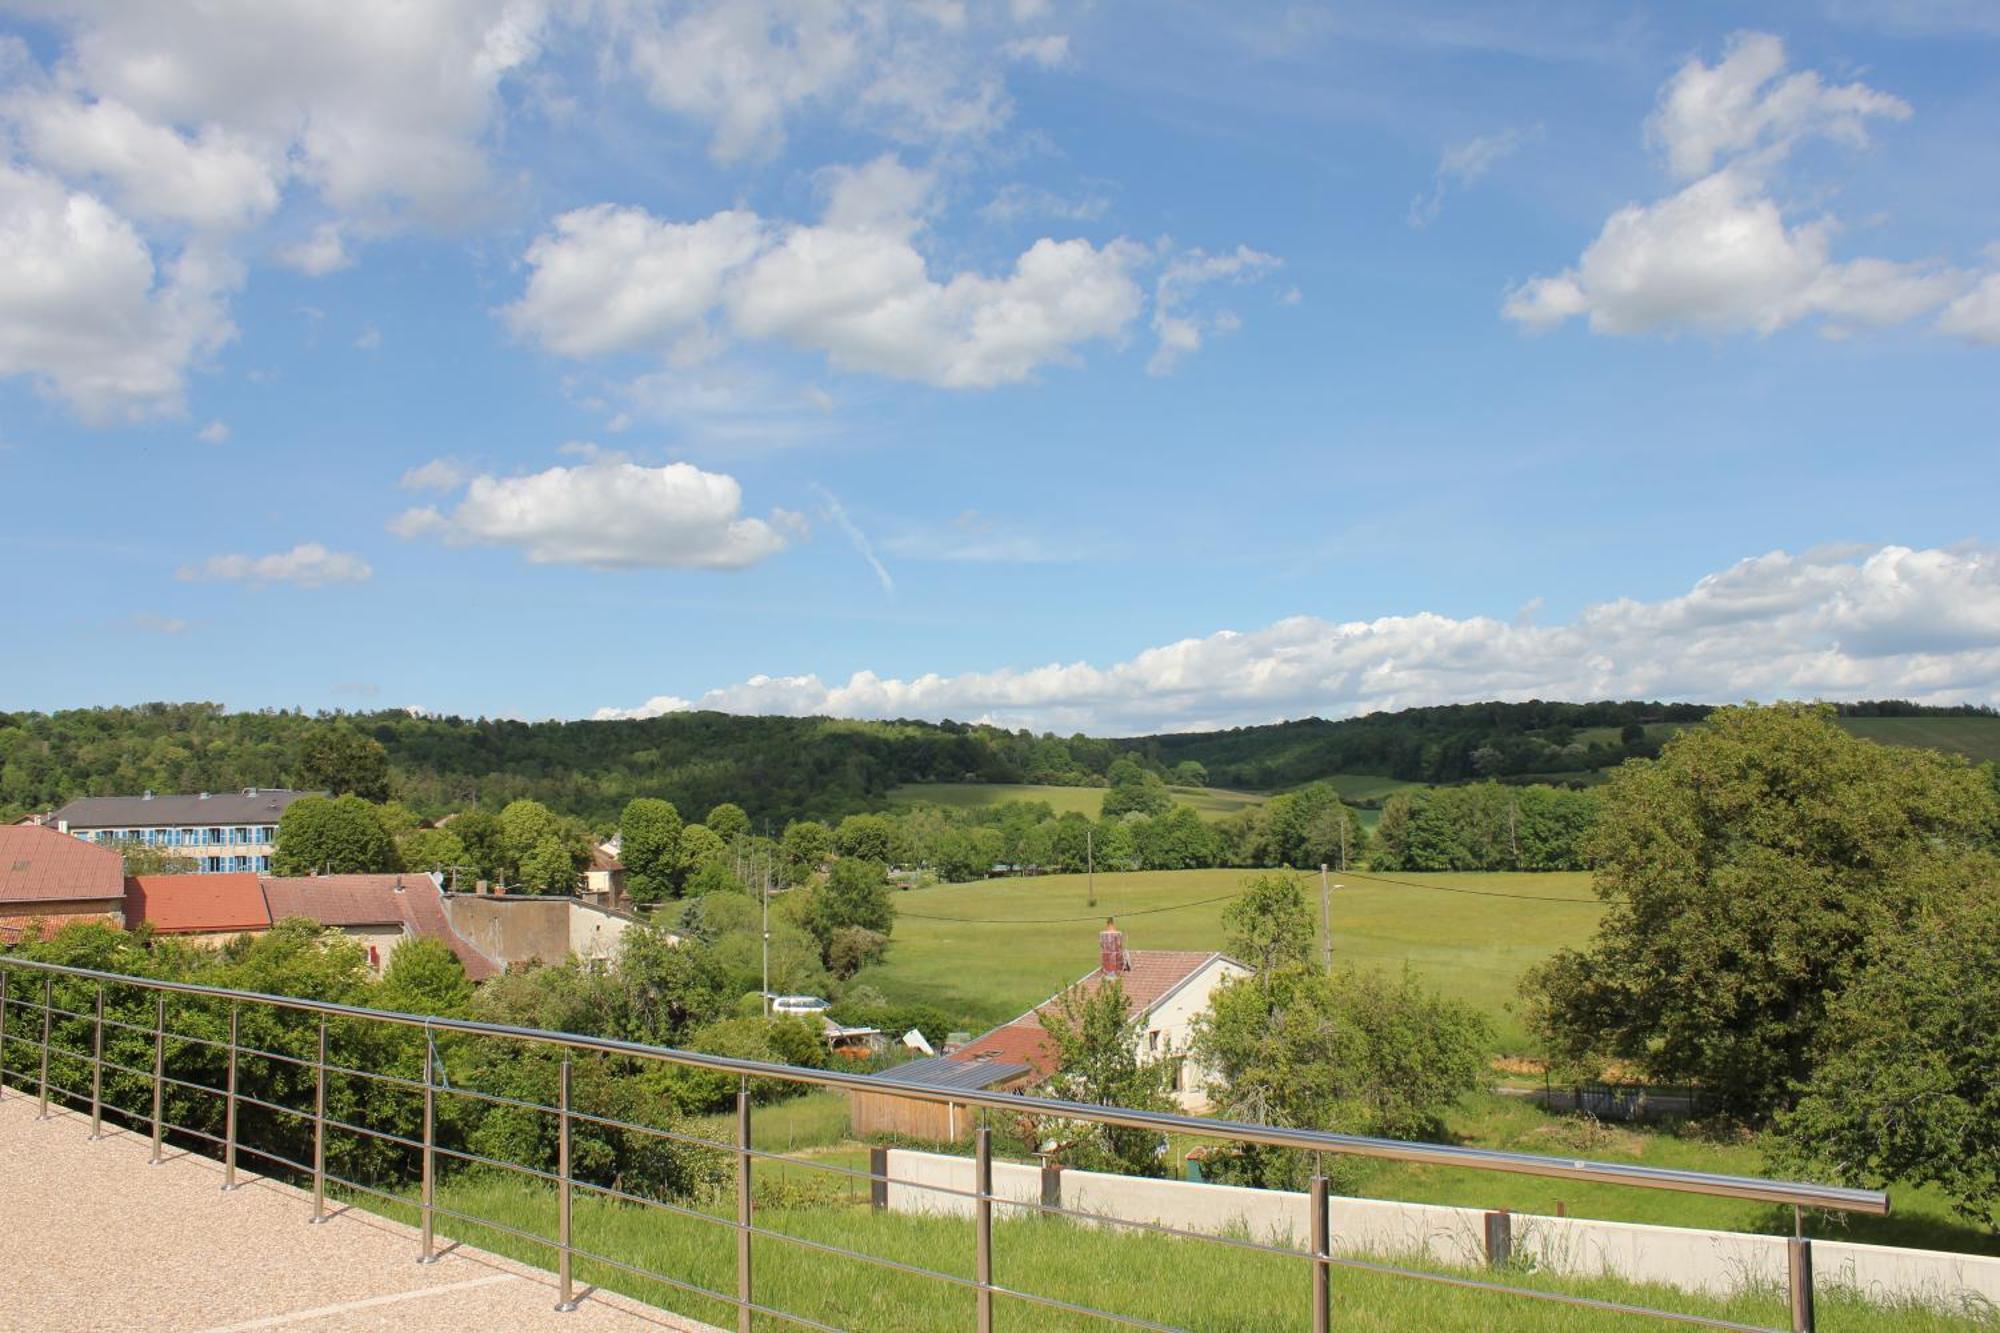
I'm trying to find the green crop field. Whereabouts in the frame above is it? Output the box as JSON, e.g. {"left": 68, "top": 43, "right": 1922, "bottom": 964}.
{"left": 856, "top": 868, "right": 1605, "bottom": 1049}
{"left": 883, "top": 781, "right": 1269, "bottom": 821}
{"left": 1836, "top": 715, "right": 2000, "bottom": 764}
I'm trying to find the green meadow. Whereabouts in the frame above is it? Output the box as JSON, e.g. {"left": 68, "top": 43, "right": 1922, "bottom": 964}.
{"left": 854, "top": 867, "right": 1605, "bottom": 1047}
{"left": 884, "top": 781, "right": 1271, "bottom": 821}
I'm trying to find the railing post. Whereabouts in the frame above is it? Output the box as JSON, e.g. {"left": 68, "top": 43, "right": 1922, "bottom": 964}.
{"left": 38, "top": 975, "right": 52, "bottom": 1119}
{"left": 1788, "top": 1236, "right": 1815, "bottom": 1332}
{"left": 1311, "top": 1174, "right": 1331, "bottom": 1333}
{"left": 222, "top": 1003, "right": 239, "bottom": 1190}
{"left": 736, "top": 1078, "right": 753, "bottom": 1333}
{"left": 1, "top": 968, "right": 10, "bottom": 1100}
{"left": 88, "top": 982, "right": 105, "bottom": 1139}
{"left": 149, "top": 992, "right": 166, "bottom": 1165}
{"left": 870, "top": 1144, "right": 889, "bottom": 1210}
{"left": 308, "top": 1017, "right": 327, "bottom": 1220}
{"left": 418, "top": 1036, "right": 437, "bottom": 1263}
{"left": 1484, "top": 1209, "right": 1513, "bottom": 1268}
{"left": 556, "top": 1057, "right": 575, "bottom": 1311}
{"left": 975, "top": 1125, "right": 994, "bottom": 1333}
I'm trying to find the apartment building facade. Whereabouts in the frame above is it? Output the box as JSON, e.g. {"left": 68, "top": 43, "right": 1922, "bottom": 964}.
{"left": 49, "top": 788, "right": 318, "bottom": 874}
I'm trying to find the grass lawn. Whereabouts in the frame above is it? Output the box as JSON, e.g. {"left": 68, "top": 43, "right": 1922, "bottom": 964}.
{"left": 883, "top": 781, "right": 1269, "bottom": 821}
{"left": 856, "top": 868, "right": 1605, "bottom": 1048}
{"left": 373, "top": 1164, "right": 1990, "bottom": 1331}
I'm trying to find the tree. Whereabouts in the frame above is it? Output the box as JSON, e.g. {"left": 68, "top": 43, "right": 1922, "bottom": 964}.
{"left": 272, "top": 795, "right": 400, "bottom": 875}
{"left": 108, "top": 839, "right": 199, "bottom": 875}
{"left": 835, "top": 814, "right": 896, "bottom": 864}
{"left": 677, "top": 824, "right": 727, "bottom": 884}
{"left": 1194, "top": 965, "right": 1488, "bottom": 1189}
{"left": 1170, "top": 760, "right": 1208, "bottom": 788}
{"left": 1038, "top": 978, "right": 1175, "bottom": 1175}
{"left": 827, "top": 926, "right": 888, "bottom": 979}
{"left": 620, "top": 798, "right": 683, "bottom": 904}
{"left": 498, "top": 799, "right": 562, "bottom": 869}
{"left": 1102, "top": 758, "right": 1172, "bottom": 818}
{"left": 1524, "top": 703, "right": 2000, "bottom": 1120}
{"left": 449, "top": 811, "right": 507, "bottom": 884}
{"left": 705, "top": 802, "right": 751, "bottom": 845}
{"left": 1776, "top": 881, "right": 2000, "bottom": 1228}
{"left": 780, "top": 820, "right": 833, "bottom": 885}
{"left": 397, "top": 827, "right": 468, "bottom": 877}
{"left": 806, "top": 858, "right": 895, "bottom": 958}
{"left": 376, "top": 937, "right": 473, "bottom": 1016}
{"left": 1221, "top": 874, "right": 1316, "bottom": 975}
{"left": 296, "top": 726, "right": 391, "bottom": 802}
{"left": 519, "top": 834, "right": 579, "bottom": 894}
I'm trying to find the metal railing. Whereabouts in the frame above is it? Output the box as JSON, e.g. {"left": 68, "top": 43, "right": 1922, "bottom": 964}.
{"left": 0, "top": 956, "right": 1885, "bottom": 1332}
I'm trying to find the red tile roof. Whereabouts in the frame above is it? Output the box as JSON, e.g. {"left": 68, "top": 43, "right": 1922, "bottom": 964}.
{"left": 0, "top": 825, "right": 125, "bottom": 905}
{"left": 260, "top": 874, "right": 499, "bottom": 981}
{"left": 949, "top": 950, "right": 1231, "bottom": 1078}
{"left": 126, "top": 873, "right": 272, "bottom": 934}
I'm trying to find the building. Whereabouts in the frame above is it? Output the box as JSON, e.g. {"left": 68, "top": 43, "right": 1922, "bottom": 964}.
{"left": 125, "top": 873, "right": 271, "bottom": 946}
{"left": 262, "top": 874, "right": 499, "bottom": 980}
{"left": 945, "top": 920, "right": 1251, "bottom": 1113}
{"left": 852, "top": 1055, "right": 1035, "bottom": 1141}
{"left": 583, "top": 842, "right": 626, "bottom": 908}
{"left": 49, "top": 789, "right": 320, "bottom": 874}
{"left": 439, "top": 889, "right": 651, "bottom": 973}
{"left": 0, "top": 823, "right": 126, "bottom": 942}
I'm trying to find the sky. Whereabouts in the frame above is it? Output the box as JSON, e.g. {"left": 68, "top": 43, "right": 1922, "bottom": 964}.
{"left": 1, "top": 0, "right": 1997, "bottom": 734}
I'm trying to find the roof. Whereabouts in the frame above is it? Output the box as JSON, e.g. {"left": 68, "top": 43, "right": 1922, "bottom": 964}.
{"left": 948, "top": 950, "right": 1243, "bottom": 1079}
{"left": 50, "top": 789, "right": 319, "bottom": 829}
{"left": 589, "top": 844, "right": 624, "bottom": 872}
{"left": 0, "top": 825, "right": 126, "bottom": 904}
{"left": 261, "top": 873, "right": 499, "bottom": 982}
{"left": 874, "top": 1056, "right": 1035, "bottom": 1091}
{"left": 126, "top": 874, "right": 272, "bottom": 935}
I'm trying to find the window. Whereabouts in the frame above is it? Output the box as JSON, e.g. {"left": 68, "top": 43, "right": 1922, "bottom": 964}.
{"left": 1147, "top": 1030, "right": 1160, "bottom": 1053}
{"left": 254, "top": 855, "right": 270, "bottom": 872}
{"left": 204, "top": 857, "right": 223, "bottom": 874}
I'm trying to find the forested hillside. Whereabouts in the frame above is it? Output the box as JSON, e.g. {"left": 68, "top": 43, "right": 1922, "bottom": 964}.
{"left": 1, "top": 698, "right": 1991, "bottom": 826}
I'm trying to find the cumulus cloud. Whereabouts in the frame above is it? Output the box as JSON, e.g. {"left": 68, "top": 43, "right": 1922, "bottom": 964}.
{"left": 1408, "top": 125, "right": 1541, "bottom": 228}
{"left": 0, "top": 163, "right": 239, "bottom": 422}
{"left": 1937, "top": 272, "right": 2000, "bottom": 343}
{"left": 1002, "top": 34, "right": 1071, "bottom": 68}
{"left": 391, "top": 454, "right": 800, "bottom": 570}
{"left": 277, "top": 223, "right": 355, "bottom": 277}
{"left": 592, "top": 544, "right": 2000, "bottom": 732}
{"left": 505, "top": 154, "right": 1179, "bottom": 388}
{"left": 1506, "top": 32, "right": 1982, "bottom": 342}
{"left": 178, "top": 542, "right": 373, "bottom": 587}
{"left": 399, "top": 458, "right": 469, "bottom": 491}
{"left": 197, "top": 420, "right": 230, "bottom": 444}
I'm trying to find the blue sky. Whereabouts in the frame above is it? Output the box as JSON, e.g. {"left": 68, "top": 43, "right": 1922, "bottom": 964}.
{"left": 2, "top": 1, "right": 1996, "bottom": 732}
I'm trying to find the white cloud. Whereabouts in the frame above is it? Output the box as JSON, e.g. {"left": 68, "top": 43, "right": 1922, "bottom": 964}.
{"left": 8, "top": 92, "right": 282, "bottom": 230}
{"left": 178, "top": 542, "right": 373, "bottom": 587}
{"left": 276, "top": 223, "right": 354, "bottom": 276}
{"left": 197, "top": 420, "right": 230, "bottom": 444}
{"left": 1148, "top": 244, "right": 1282, "bottom": 375}
{"left": 980, "top": 182, "right": 1110, "bottom": 224}
{"left": 1506, "top": 33, "right": 1972, "bottom": 341}
{"left": 506, "top": 155, "right": 1156, "bottom": 389}
{"left": 1408, "top": 124, "right": 1540, "bottom": 228}
{"left": 1002, "top": 34, "right": 1071, "bottom": 68}
{"left": 19, "top": 0, "right": 549, "bottom": 226}
{"left": 0, "top": 163, "right": 238, "bottom": 422}
{"left": 1647, "top": 31, "right": 1909, "bottom": 181}
{"left": 1504, "top": 169, "right": 1962, "bottom": 336}
{"left": 1937, "top": 272, "right": 2000, "bottom": 344}
{"left": 609, "top": 0, "right": 1025, "bottom": 163}
{"left": 354, "top": 325, "right": 381, "bottom": 351}
{"left": 399, "top": 458, "right": 469, "bottom": 491}
{"left": 592, "top": 544, "right": 2000, "bottom": 732}
{"left": 131, "top": 613, "right": 189, "bottom": 635}
{"left": 391, "top": 455, "right": 799, "bottom": 571}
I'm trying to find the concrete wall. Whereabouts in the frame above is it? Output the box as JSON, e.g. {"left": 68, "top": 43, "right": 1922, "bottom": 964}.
{"left": 442, "top": 895, "right": 639, "bottom": 970}
{"left": 883, "top": 1149, "right": 2000, "bottom": 1313}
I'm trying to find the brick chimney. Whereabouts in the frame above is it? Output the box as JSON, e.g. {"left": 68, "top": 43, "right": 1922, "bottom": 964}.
{"left": 1098, "top": 917, "right": 1128, "bottom": 975}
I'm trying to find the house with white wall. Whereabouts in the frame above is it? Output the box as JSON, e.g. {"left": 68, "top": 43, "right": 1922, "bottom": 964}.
{"left": 945, "top": 920, "right": 1250, "bottom": 1112}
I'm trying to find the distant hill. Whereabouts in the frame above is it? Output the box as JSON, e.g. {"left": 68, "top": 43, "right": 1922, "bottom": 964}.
{"left": 1, "top": 699, "right": 1991, "bottom": 827}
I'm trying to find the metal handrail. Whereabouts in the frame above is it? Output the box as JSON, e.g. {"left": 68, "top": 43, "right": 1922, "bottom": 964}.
{"left": 0, "top": 954, "right": 1881, "bottom": 1332}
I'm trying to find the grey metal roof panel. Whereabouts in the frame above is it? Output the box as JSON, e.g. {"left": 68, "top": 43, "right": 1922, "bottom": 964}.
{"left": 873, "top": 1057, "right": 1034, "bottom": 1091}
{"left": 51, "top": 790, "right": 321, "bottom": 827}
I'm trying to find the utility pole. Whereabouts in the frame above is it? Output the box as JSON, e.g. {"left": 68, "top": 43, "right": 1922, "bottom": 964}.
{"left": 1339, "top": 815, "right": 1349, "bottom": 872}
{"left": 760, "top": 850, "right": 771, "bottom": 1015}
{"left": 1320, "top": 863, "right": 1333, "bottom": 974}
{"left": 1086, "top": 827, "right": 1095, "bottom": 909}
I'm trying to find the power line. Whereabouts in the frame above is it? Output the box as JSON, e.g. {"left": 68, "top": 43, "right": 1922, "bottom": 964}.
{"left": 1334, "top": 868, "right": 1609, "bottom": 904}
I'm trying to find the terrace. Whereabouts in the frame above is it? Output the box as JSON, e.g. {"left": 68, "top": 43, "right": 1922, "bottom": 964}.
{"left": 0, "top": 956, "right": 1905, "bottom": 1332}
